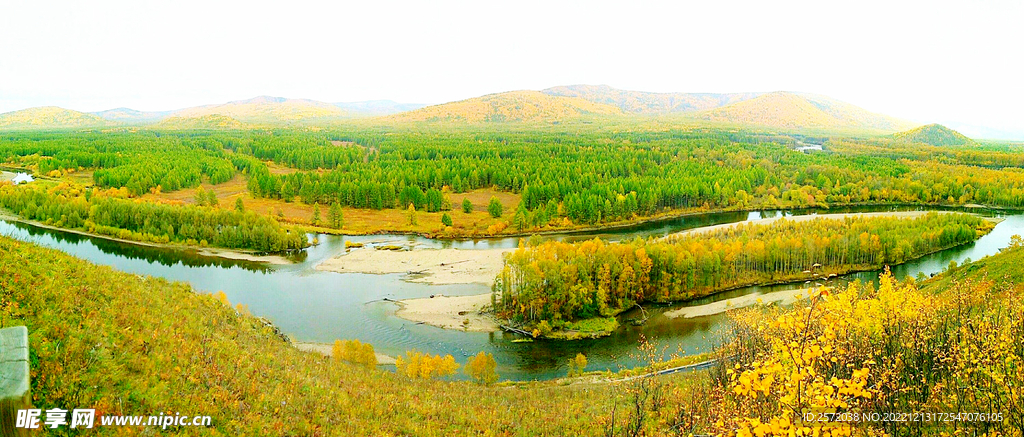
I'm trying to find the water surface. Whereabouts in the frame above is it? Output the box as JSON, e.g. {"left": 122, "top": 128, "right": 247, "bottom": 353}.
{"left": 3, "top": 206, "right": 1019, "bottom": 380}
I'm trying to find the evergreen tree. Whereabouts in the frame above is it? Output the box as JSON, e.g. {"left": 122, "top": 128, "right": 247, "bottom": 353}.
{"left": 441, "top": 213, "right": 453, "bottom": 227}
{"left": 488, "top": 197, "right": 503, "bottom": 218}
{"left": 462, "top": 198, "right": 473, "bottom": 214}
{"left": 312, "top": 203, "right": 321, "bottom": 225}
{"left": 513, "top": 203, "right": 528, "bottom": 231}
{"left": 195, "top": 186, "right": 208, "bottom": 207}
{"left": 234, "top": 197, "right": 244, "bottom": 212}
{"left": 329, "top": 202, "right": 343, "bottom": 229}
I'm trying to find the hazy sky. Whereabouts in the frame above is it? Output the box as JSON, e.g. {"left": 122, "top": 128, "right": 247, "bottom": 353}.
{"left": 1, "top": 1, "right": 1021, "bottom": 134}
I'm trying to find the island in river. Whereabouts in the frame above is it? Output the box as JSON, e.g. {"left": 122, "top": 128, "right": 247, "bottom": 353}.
{"left": 316, "top": 211, "right": 993, "bottom": 338}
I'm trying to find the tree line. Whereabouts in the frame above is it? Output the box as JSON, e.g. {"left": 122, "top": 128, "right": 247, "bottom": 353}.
{"left": 5, "top": 127, "right": 1024, "bottom": 235}
{"left": 0, "top": 183, "right": 307, "bottom": 252}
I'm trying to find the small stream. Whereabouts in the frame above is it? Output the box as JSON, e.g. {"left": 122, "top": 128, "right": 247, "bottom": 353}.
{"left": 2, "top": 205, "right": 1020, "bottom": 380}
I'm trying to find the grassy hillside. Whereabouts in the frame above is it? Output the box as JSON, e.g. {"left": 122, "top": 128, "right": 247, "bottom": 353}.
{"left": 390, "top": 90, "right": 623, "bottom": 122}
{"left": 0, "top": 106, "right": 111, "bottom": 130}
{"left": 921, "top": 239, "right": 1024, "bottom": 292}
{"left": 3, "top": 231, "right": 1023, "bottom": 434}
{"left": 894, "top": 123, "right": 975, "bottom": 146}
{"left": 542, "top": 84, "right": 761, "bottom": 114}
{"left": 0, "top": 235, "right": 623, "bottom": 435}
{"left": 694, "top": 92, "right": 914, "bottom": 131}
{"left": 172, "top": 96, "right": 348, "bottom": 123}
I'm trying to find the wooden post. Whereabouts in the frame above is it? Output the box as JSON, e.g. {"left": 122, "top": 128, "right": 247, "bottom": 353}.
{"left": 1, "top": 326, "right": 29, "bottom": 437}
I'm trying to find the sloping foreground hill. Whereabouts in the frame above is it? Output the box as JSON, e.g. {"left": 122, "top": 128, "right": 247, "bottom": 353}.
{"left": 4, "top": 232, "right": 1023, "bottom": 434}
{"left": 390, "top": 90, "right": 623, "bottom": 122}
{"left": 0, "top": 235, "right": 614, "bottom": 435}
{"left": 0, "top": 107, "right": 111, "bottom": 130}
{"left": 694, "top": 91, "right": 915, "bottom": 131}
{"left": 543, "top": 84, "right": 761, "bottom": 114}
{"left": 894, "top": 123, "right": 975, "bottom": 146}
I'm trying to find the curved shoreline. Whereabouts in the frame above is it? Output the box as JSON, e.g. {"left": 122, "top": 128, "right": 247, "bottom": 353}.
{"left": 316, "top": 247, "right": 512, "bottom": 285}
{"left": 293, "top": 342, "right": 398, "bottom": 365}
{"left": 312, "top": 201, "right": 1015, "bottom": 240}
{"left": 0, "top": 212, "right": 293, "bottom": 265}
{"left": 393, "top": 293, "right": 499, "bottom": 332}
{"left": 663, "top": 210, "right": 964, "bottom": 239}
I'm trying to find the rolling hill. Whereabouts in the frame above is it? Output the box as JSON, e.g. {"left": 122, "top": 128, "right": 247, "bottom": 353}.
{"left": 894, "top": 123, "right": 974, "bottom": 146}
{"left": 542, "top": 84, "right": 761, "bottom": 114}
{"left": 390, "top": 90, "right": 623, "bottom": 123}
{"left": 0, "top": 106, "right": 111, "bottom": 129}
{"left": 171, "top": 96, "right": 348, "bottom": 123}
{"left": 693, "top": 92, "right": 916, "bottom": 131}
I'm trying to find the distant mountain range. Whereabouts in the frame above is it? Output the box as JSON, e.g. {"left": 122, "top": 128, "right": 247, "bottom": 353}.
{"left": 93, "top": 108, "right": 173, "bottom": 123}
{"left": 0, "top": 85, "right": 984, "bottom": 136}
{"left": 390, "top": 90, "right": 622, "bottom": 123}
{"left": 542, "top": 84, "right": 761, "bottom": 114}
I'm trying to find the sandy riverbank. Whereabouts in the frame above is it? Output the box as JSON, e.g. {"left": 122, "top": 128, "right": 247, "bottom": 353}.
{"left": 394, "top": 293, "right": 499, "bottom": 332}
{"left": 292, "top": 342, "right": 398, "bottom": 365}
{"left": 316, "top": 247, "right": 513, "bottom": 285}
{"left": 0, "top": 210, "right": 292, "bottom": 265}
{"left": 663, "top": 287, "right": 817, "bottom": 319}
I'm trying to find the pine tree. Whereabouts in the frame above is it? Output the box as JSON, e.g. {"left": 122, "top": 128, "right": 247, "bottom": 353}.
{"left": 462, "top": 198, "right": 473, "bottom": 214}
{"left": 513, "top": 203, "right": 528, "bottom": 231}
{"left": 488, "top": 196, "right": 503, "bottom": 218}
{"left": 312, "top": 203, "right": 321, "bottom": 225}
{"left": 329, "top": 202, "right": 343, "bottom": 228}
{"left": 195, "top": 186, "right": 208, "bottom": 207}
{"left": 234, "top": 197, "right": 244, "bottom": 212}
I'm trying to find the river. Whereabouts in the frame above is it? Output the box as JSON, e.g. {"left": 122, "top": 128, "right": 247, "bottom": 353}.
{"left": 2, "top": 205, "right": 1020, "bottom": 381}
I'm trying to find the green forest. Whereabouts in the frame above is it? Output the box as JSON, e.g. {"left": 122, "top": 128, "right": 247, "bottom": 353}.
{"left": 0, "top": 182, "right": 306, "bottom": 252}
{"left": 3, "top": 127, "right": 1024, "bottom": 238}
{"left": 494, "top": 213, "right": 991, "bottom": 333}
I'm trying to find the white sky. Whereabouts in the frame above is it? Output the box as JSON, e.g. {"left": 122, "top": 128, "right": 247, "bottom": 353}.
{"left": 1, "top": 0, "right": 1021, "bottom": 134}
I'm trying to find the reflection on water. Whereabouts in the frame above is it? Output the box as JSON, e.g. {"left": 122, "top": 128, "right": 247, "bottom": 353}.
{"left": 2, "top": 206, "right": 1021, "bottom": 381}
{"left": 3, "top": 221, "right": 272, "bottom": 273}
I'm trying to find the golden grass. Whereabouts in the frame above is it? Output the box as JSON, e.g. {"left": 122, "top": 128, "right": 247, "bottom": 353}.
{"left": 140, "top": 175, "right": 523, "bottom": 236}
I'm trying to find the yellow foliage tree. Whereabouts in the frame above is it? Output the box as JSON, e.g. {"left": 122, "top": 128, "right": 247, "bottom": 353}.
{"left": 395, "top": 350, "right": 458, "bottom": 379}
{"left": 332, "top": 339, "right": 377, "bottom": 367}
{"left": 567, "top": 353, "right": 588, "bottom": 377}
{"left": 464, "top": 351, "right": 499, "bottom": 385}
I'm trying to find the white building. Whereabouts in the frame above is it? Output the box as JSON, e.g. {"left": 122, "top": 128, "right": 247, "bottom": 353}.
{"left": 11, "top": 173, "right": 34, "bottom": 185}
